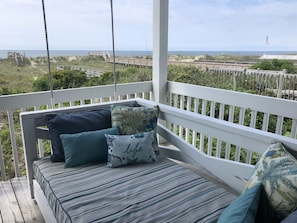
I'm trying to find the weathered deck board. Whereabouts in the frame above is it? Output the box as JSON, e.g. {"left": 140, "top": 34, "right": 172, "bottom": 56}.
{"left": 0, "top": 177, "right": 44, "bottom": 223}
{"left": 0, "top": 180, "right": 23, "bottom": 222}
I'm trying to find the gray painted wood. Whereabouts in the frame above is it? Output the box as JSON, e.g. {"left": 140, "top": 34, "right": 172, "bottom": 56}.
{"left": 0, "top": 177, "right": 44, "bottom": 223}
{"left": 11, "top": 178, "right": 45, "bottom": 223}
{"left": 0, "top": 180, "right": 23, "bottom": 222}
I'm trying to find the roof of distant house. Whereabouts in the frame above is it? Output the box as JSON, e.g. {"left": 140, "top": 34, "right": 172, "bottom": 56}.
{"left": 260, "top": 54, "right": 297, "bottom": 60}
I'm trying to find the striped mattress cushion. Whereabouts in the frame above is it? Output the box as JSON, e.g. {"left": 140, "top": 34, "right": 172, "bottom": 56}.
{"left": 33, "top": 156, "right": 236, "bottom": 223}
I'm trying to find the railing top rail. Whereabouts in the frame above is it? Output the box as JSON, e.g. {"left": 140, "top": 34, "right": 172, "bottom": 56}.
{"left": 0, "top": 81, "right": 152, "bottom": 111}
{"left": 168, "top": 81, "right": 297, "bottom": 120}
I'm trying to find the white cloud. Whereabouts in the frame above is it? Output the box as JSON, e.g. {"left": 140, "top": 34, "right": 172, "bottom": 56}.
{"left": 168, "top": 0, "right": 297, "bottom": 50}
{"left": 0, "top": 0, "right": 296, "bottom": 51}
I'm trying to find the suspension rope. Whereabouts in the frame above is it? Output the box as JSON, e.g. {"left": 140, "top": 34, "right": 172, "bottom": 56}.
{"left": 41, "top": 0, "right": 54, "bottom": 108}
{"left": 41, "top": 1, "right": 116, "bottom": 105}
{"left": 110, "top": 0, "right": 117, "bottom": 100}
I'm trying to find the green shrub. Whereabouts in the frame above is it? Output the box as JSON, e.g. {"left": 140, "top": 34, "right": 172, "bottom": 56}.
{"left": 250, "top": 59, "right": 297, "bottom": 74}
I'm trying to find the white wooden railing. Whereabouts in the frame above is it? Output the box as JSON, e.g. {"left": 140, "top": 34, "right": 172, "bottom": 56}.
{"left": 167, "top": 81, "right": 297, "bottom": 164}
{"left": 1, "top": 80, "right": 297, "bottom": 181}
{"left": 0, "top": 82, "right": 152, "bottom": 180}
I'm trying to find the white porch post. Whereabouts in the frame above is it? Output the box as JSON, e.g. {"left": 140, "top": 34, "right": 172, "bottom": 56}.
{"left": 152, "top": 0, "right": 169, "bottom": 103}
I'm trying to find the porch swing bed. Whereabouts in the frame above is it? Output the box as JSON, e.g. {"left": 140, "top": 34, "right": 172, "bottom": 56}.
{"left": 21, "top": 99, "right": 297, "bottom": 223}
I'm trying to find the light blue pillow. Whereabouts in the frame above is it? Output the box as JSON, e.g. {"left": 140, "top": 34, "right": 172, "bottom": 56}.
{"left": 281, "top": 210, "right": 297, "bottom": 223}
{"left": 60, "top": 127, "right": 119, "bottom": 168}
{"left": 105, "top": 131, "right": 157, "bottom": 168}
{"left": 217, "top": 183, "right": 262, "bottom": 223}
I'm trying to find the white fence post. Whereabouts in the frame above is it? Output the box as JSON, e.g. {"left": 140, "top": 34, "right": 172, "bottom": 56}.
{"left": 277, "top": 69, "right": 286, "bottom": 98}
{"left": 233, "top": 72, "right": 236, "bottom": 91}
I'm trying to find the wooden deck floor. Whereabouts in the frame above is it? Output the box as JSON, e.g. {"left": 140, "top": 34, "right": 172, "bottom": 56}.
{"left": 0, "top": 177, "right": 44, "bottom": 223}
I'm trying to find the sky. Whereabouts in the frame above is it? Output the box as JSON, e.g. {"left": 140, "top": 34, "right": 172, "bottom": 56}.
{"left": 0, "top": 0, "right": 297, "bottom": 51}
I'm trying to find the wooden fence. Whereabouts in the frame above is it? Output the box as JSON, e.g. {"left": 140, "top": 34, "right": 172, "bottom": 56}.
{"left": 207, "top": 68, "right": 297, "bottom": 100}
{"left": 107, "top": 57, "right": 297, "bottom": 100}
{"left": 54, "top": 56, "right": 297, "bottom": 100}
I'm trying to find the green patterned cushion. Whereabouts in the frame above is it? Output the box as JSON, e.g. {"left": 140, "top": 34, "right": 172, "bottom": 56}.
{"left": 244, "top": 142, "right": 297, "bottom": 220}
{"left": 111, "top": 105, "right": 159, "bottom": 152}
{"left": 105, "top": 131, "right": 157, "bottom": 168}
{"left": 111, "top": 105, "right": 159, "bottom": 135}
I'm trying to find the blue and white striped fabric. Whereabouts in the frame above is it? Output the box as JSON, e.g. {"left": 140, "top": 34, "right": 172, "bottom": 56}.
{"left": 33, "top": 157, "right": 236, "bottom": 223}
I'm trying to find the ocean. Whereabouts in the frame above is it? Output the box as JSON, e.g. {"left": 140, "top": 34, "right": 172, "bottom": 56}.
{"left": 0, "top": 50, "right": 296, "bottom": 59}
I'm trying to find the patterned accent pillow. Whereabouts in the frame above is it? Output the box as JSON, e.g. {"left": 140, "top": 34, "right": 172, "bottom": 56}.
{"left": 111, "top": 105, "right": 159, "bottom": 152}
{"left": 111, "top": 105, "right": 159, "bottom": 135}
{"left": 105, "top": 131, "right": 157, "bottom": 168}
{"left": 244, "top": 142, "right": 297, "bottom": 219}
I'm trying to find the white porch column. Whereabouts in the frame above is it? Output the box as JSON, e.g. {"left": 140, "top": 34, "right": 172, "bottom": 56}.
{"left": 152, "top": 0, "right": 169, "bottom": 103}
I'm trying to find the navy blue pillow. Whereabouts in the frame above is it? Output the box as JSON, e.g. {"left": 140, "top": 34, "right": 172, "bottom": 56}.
{"left": 46, "top": 109, "right": 111, "bottom": 162}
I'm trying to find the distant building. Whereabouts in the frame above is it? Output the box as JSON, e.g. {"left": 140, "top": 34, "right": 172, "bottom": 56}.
{"left": 88, "top": 51, "right": 110, "bottom": 61}
{"left": 260, "top": 54, "right": 297, "bottom": 61}
{"left": 7, "top": 52, "right": 26, "bottom": 66}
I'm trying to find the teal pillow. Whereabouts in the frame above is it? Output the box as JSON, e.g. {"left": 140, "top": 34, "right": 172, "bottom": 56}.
{"left": 244, "top": 143, "right": 297, "bottom": 219}
{"left": 105, "top": 131, "right": 157, "bottom": 168}
{"left": 60, "top": 127, "right": 119, "bottom": 168}
{"left": 217, "top": 183, "right": 262, "bottom": 223}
